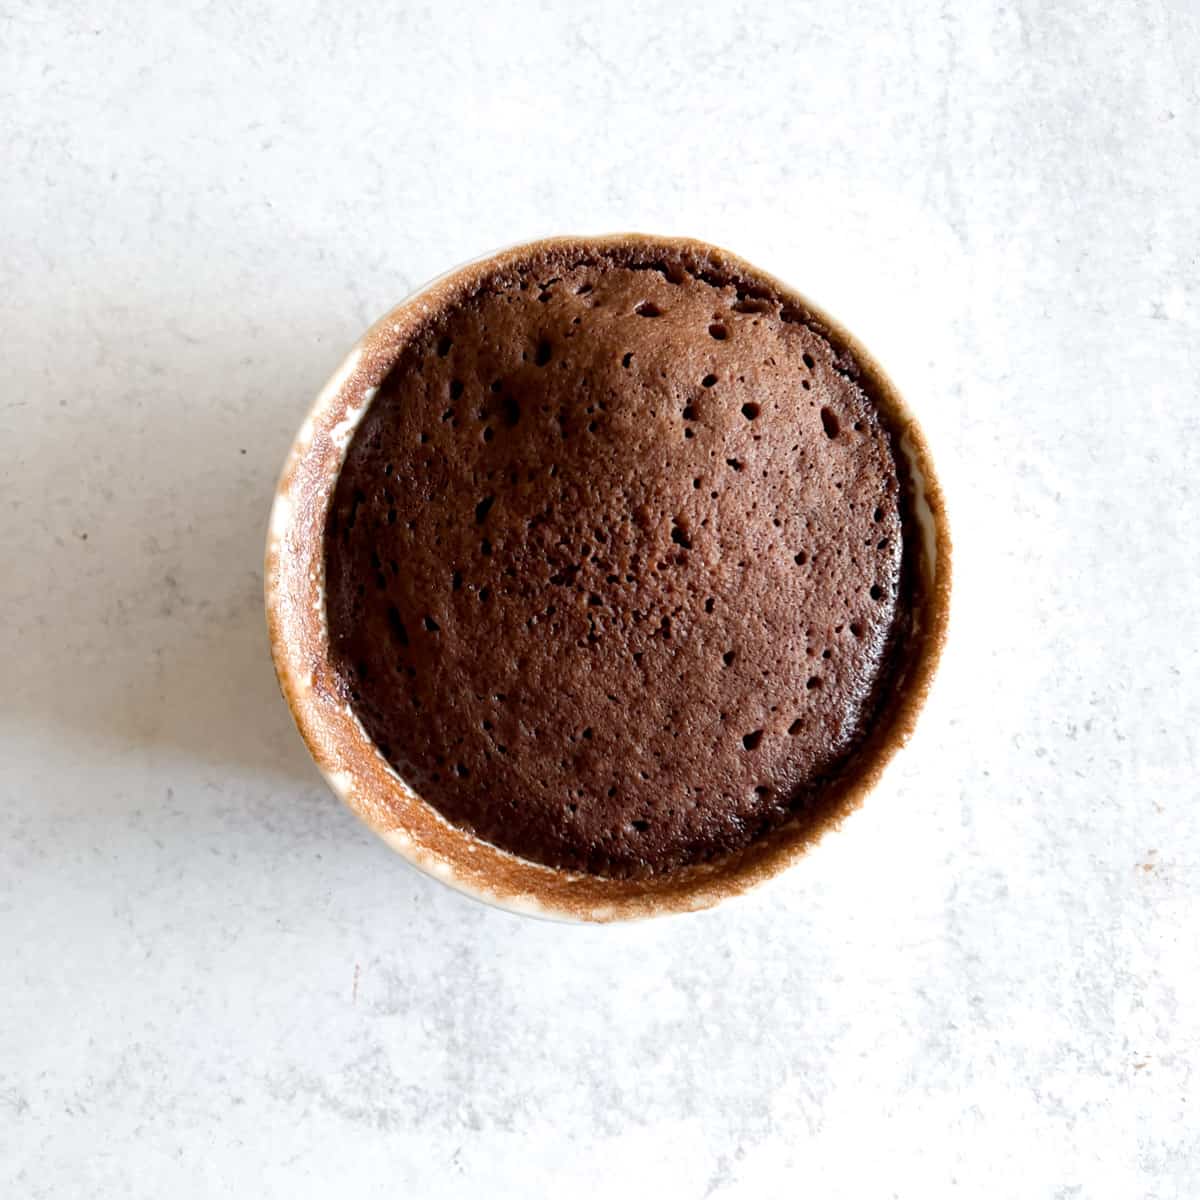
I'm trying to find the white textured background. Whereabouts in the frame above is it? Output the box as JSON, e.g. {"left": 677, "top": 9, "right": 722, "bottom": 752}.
{"left": 3, "top": 2, "right": 1198, "bottom": 1196}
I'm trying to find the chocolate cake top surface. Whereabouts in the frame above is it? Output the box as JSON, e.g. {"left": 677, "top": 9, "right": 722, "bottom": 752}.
{"left": 323, "top": 242, "right": 914, "bottom": 877}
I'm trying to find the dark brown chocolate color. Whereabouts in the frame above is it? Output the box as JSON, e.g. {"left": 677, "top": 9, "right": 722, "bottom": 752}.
{"left": 324, "top": 244, "right": 914, "bottom": 877}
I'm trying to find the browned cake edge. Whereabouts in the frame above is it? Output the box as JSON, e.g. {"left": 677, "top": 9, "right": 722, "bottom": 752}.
{"left": 264, "top": 233, "right": 952, "bottom": 922}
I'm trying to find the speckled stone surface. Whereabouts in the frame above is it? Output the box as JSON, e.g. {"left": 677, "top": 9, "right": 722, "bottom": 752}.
{"left": 2, "top": 2, "right": 1198, "bottom": 1197}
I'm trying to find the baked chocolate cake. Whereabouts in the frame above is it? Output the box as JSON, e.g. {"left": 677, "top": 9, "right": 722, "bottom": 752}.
{"left": 323, "top": 240, "right": 919, "bottom": 878}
